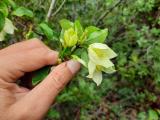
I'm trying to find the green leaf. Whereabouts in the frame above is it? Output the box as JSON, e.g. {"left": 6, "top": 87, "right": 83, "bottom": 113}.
{"left": 85, "top": 28, "right": 108, "bottom": 45}
{"left": 137, "top": 112, "right": 147, "bottom": 120}
{"left": 72, "top": 55, "right": 87, "bottom": 67}
{"left": 59, "top": 47, "right": 72, "bottom": 60}
{"left": 47, "top": 109, "right": 60, "bottom": 119}
{"left": 148, "top": 109, "right": 158, "bottom": 120}
{"left": 73, "top": 48, "right": 85, "bottom": 56}
{"left": 81, "top": 49, "right": 89, "bottom": 64}
{"left": 0, "top": 12, "right": 5, "bottom": 32}
{"left": 74, "top": 20, "right": 83, "bottom": 37}
{"left": 12, "top": 7, "right": 33, "bottom": 18}
{"left": 39, "top": 23, "right": 54, "bottom": 40}
{"left": 156, "top": 109, "right": 160, "bottom": 115}
{"left": 85, "top": 26, "right": 100, "bottom": 36}
{"left": 3, "top": 0, "right": 17, "bottom": 9}
{"left": 59, "top": 19, "right": 73, "bottom": 30}
{"left": 0, "top": 1, "right": 8, "bottom": 16}
{"left": 72, "top": 48, "right": 89, "bottom": 67}
{"left": 32, "top": 66, "right": 50, "bottom": 86}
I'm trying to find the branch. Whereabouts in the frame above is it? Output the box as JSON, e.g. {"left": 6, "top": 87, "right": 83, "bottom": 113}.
{"left": 96, "top": 0, "right": 123, "bottom": 25}
{"left": 46, "top": 0, "right": 56, "bottom": 22}
{"left": 52, "top": 0, "right": 66, "bottom": 17}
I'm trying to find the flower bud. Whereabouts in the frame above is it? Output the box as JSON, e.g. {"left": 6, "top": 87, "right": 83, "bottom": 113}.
{"left": 64, "top": 28, "right": 78, "bottom": 47}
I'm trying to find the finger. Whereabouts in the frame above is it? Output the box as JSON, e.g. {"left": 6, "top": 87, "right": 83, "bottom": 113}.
{"left": 0, "top": 46, "right": 58, "bottom": 82}
{"left": 0, "top": 38, "right": 48, "bottom": 56}
{"left": 11, "top": 60, "right": 80, "bottom": 120}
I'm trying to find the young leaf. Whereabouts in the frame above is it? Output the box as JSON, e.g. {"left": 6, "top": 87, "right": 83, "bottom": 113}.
{"left": 85, "top": 28, "right": 108, "bottom": 45}
{"left": 81, "top": 49, "right": 89, "bottom": 64}
{"left": 59, "top": 19, "right": 73, "bottom": 30}
{"left": 72, "top": 55, "right": 87, "bottom": 67}
{"left": 39, "top": 23, "right": 54, "bottom": 40}
{"left": 32, "top": 66, "right": 51, "bottom": 86}
{"left": 74, "top": 20, "right": 83, "bottom": 37}
{"left": 73, "top": 48, "right": 85, "bottom": 57}
{"left": 72, "top": 48, "right": 89, "bottom": 67}
{"left": 3, "top": 0, "right": 17, "bottom": 9}
{"left": 85, "top": 26, "right": 100, "bottom": 36}
{"left": 12, "top": 7, "right": 33, "bottom": 18}
{"left": 0, "top": 1, "right": 8, "bottom": 17}
{"left": 0, "top": 12, "right": 5, "bottom": 32}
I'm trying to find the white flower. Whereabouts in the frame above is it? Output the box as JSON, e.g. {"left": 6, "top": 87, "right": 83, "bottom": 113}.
{"left": 0, "top": 18, "right": 15, "bottom": 41}
{"left": 87, "top": 43, "right": 117, "bottom": 86}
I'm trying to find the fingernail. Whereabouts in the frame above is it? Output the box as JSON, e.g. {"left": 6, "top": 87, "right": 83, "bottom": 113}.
{"left": 67, "top": 60, "right": 81, "bottom": 74}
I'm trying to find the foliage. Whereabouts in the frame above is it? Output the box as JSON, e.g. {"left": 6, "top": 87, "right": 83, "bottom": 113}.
{"left": 0, "top": 0, "right": 160, "bottom": 119}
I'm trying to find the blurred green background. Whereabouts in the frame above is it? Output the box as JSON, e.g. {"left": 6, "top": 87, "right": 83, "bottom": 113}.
{"left": 1, "top": 0, "right": 160, "bottom": 119}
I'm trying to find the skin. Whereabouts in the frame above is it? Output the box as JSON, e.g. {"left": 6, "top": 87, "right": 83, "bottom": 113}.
{"left": 0, "top": 38, "right": 81, "bottom": 120}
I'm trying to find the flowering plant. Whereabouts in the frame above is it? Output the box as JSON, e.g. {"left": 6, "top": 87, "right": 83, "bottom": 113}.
{"left": 0, "top": 0, "right": 117, "bottom": 86}
{"left": 57, "top": 19, "right": 117, "bottom": 86}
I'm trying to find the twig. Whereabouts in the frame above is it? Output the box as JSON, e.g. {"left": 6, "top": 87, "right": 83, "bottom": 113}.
{"left": 46, "top": 0, "right": 56, "bottom": 22}
{"left": 52, "top": 0, "right": 66, "bottom": 17}
{"left": 96, "top": 0, "right": 123, "bottom": 25}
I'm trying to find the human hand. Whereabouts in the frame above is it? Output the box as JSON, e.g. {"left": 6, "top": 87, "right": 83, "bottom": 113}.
{"left": 0, "top": 39, "right": 81, "bottom": 120}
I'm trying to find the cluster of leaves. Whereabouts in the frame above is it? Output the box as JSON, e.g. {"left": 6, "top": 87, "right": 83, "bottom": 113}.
{"left": 0, "top": 0, "right": 34, "bottom": 41}
{"left": 0, "top": 0, "right": 160, "bottom": 119}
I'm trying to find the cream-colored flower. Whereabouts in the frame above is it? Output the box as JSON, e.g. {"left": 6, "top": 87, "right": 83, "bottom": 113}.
{"left": 0, "top": 18, "right": 15, "bottom": 41}
{"left": 87, "top": 43, "right": 117, "bottom": 86}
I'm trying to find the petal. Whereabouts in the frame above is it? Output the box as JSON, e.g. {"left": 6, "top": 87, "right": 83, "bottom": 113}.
{"left": 0, "top": 31, "right": 5, "bottom": 41}
{"left": 92, "top": 71, "right": 102, "bottom": 86}
{"left": 103, "top": 66, "right": 116, "bottom": 73}
{"left": 90, "top": 57, "right": 114, "bottom": 69}
{"left": 99, "top": 59, "right": 114, "bottom": 68}
{"left": 89, "top": 43, "right": 117, "bottom": 59}
{"left": 87, "top": 60, "right": 96, "bottom": 78}
{"left": 105, "top": 47, "right": 117, "bottom": 59}
{"left": 4, "top": 18, "right": 15, "bottom": 34}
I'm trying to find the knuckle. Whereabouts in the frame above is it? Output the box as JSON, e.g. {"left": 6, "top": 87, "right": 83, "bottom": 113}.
{"left": 29, "top": 38, "right": 46, "bottom": 48}
{"left": 42, "top": 49, "right": 57, "bottom": 65}
{"left": 43, "top": 50, "right": 54, "bottom": 64}
{"left": 52, "top": 72, "right": 65, "bottom": 92}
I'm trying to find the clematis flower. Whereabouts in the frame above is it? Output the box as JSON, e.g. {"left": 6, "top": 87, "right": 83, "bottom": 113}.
{"left": 63, "top": 28, "right": 78, "bottom": 47}
{"left": 87, "top": 43, "right": 117, "bottom": 86}
{"left": 0, "top": 18, "right": 15, "bottom": 41}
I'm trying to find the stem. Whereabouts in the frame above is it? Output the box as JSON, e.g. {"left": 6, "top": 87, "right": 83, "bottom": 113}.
{"left": 52, "top": 0, "right": 66, "bottom": 17}
{"left": 96, "top": 0, "right": 123, "bottom": 25}
{"left": 46, "top": 0, "right": 56, "bottom": 22}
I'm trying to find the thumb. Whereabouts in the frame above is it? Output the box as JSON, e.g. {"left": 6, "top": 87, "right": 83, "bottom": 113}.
{"left": 11, "top": 60, "right": 80, "bottom": 120}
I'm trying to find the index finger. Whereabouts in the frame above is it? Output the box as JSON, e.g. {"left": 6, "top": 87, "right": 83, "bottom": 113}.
{"left": 0, "top": 39, "right": 58, "bottom": 82}
{"left": 0, "top": 38, "right": 48, "bottom": 55}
